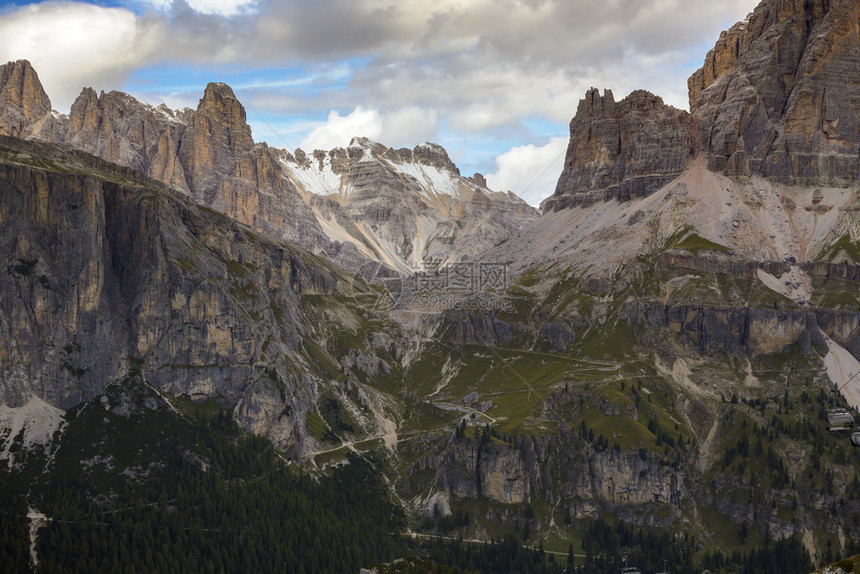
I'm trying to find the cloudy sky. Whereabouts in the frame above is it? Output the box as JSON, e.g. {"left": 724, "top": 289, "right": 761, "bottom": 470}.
{"left": 0, "top": 0, "right": 759, "bottom": 205}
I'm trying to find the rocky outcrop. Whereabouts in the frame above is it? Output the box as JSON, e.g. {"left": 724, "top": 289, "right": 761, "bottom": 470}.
{"left": 623, "top": 301, "right": 860, "bottom": 357}
{"left": 0, "top": 136, "right": 337, "bottom": 450}
{"left": 412, "top": 430, "right": 685, "bottom": 525}
{"left": 657, "top": 250, "right": 790, "bottom": 279}
{"left": 659, "top": 251, "right": 860, "bottom": 285}
{"left": 178, "top": 83, "right": 254, "bottom": 200}
{"left": 442, "top": 310, "right": 517, "bottom": 346}
{"left": 689, "top": 0, "right": 859, "bottom": 185}
{"left": 411, "top": 438, "right": 531, "bottom": 505}
{"left": 542, "top": 89, "right": 694, "bottom": 211}
{"left": 0, "top": 60, "right": 58, "bottom": 140}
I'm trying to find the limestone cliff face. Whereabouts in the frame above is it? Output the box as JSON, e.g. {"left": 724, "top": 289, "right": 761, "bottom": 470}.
{"left": 0, "top": 136, "right": 340, "bottom": 450}
{"left": 410, "top": 431, "right": 684, "bottom": 525}
{"left": 689, "top": 0, "right": 860, "bottom": 185}
{"left": 0, "top": 60, "right": 60, "bottom": 140}
{"left": 546, "top": 0, "right": 859, "bottom": 212}
{"left": 0, "top": 66, "right": 337, "bottom": 263}
{"left": 542, "top": 89, "right": 694, "bottom": 212}
{"left": 66, "top": 88, "right": 191, "bottom": 193}
{"left": 178, "top": 83, "right": 254, "bottom": 200}
{"left": 212, "top": 145, "right": 337, "bottom": 258}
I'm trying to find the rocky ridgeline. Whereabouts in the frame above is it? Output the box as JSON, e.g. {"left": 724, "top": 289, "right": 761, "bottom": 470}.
{"left": 544, "top": 0, "right": 859, "bottom": 211}
{"left": 283, "top": 137, "right": 536, "bottom": 272}
{"left": 0, "top": 60, "right": 536, "bottom": 273}
{"left": 690, "top": 0, "right": 859, "bottom": 185}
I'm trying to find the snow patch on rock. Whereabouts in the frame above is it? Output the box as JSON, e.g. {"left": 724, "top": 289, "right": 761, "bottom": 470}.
{"left": 822, "top": 334, "right": 860, "bottom": 410}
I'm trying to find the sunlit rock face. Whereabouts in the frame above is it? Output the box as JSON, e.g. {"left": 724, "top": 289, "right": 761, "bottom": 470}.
{"left": 689, "top": 0, "right": 860, "bottom": 186}
{"left": 542, "top": 88, "right": 694, "bottom": 212}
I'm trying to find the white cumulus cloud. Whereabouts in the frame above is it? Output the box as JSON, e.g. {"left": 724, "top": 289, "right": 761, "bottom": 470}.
{"left": 378, "top": 106, "right": 439, "bottom": 149}
{"left": 139, "top": 0, "right": 256, "bottom": 16}
{"left": 486, "top": 137, "right": 568, "bottom": 207}
{"left": 0, "top": 2, "right": 164, "bottom": 111}
{"left": 299, "top": 107, "right": 383, "bottom": 151}
{"left": 183, "top": 0, "right": 257, "bottom": 17}
{"left": 298, "top": 105, "right": 440, "bottom": 152}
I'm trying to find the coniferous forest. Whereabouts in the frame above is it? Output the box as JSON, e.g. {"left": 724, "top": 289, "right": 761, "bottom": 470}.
{"left": 0, "top": 376, "right": 840, "bottom": 573}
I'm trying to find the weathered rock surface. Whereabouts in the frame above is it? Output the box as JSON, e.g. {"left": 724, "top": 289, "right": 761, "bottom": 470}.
{"left": 546, "top": 0, "right": 859, "bottom": 212}
{"left": 411, "top": 430, "right": 684, "bottom": 526}
{"left": 0, "top": 60, "right": 60, "bottom": 141}
{"left": 178, "top": 83, "right": 254, "bottom": 200}
{"left": 0, "top": 136, "right": 341, "bottom": 450}
{"left": 689, "top": 0, "right": 860, "bottom": 185}
{"left": 542, "top": 89, "right": 694, "bottom": 211}
{"left": 283, "top": 137, "right": 537, "bottom": 272}
{"left": 65, "top": 87, "right": 192, "bottom": 193}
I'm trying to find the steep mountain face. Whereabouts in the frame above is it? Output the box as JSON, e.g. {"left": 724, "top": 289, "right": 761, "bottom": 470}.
{"left": 3, "top": 0, "right": 860, "bottom": 568}
{"left": 0, "top": 60, "right": 536, "bottom": 274}
{"left": 0, "top": 60, "right": 59, "bottom": 140}
{"left": 542, "top": 89, "right": 695, "bottom": 212}
{"left": 0, "top": 136, "right": 403, "bottom": 454}
{"left": 65, "top": 87, "right": 193, "bottom": 193}
{"left": 689, "top": 0, "right": 860, "bottom": 185}
{"left": 177, "top": 82, "right": 254, "bottom": 200}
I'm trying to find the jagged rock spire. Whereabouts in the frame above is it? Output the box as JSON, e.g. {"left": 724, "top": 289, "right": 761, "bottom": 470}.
{"left": 0, "top": 59, "right": 52, "bottom": 138}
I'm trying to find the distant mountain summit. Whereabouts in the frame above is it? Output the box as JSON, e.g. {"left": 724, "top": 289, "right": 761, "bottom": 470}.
{"left": 281, "top": 137, "right": 535, "bottom": 273}
{"left": 0, "top": 60, "right": 537, "bottom": 273}
{"left": 543, "top": 0, "right": 859, "bottom": 212}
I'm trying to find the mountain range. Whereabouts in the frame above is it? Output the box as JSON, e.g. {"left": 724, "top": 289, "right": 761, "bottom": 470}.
{"left": 0, "top": 63, "right": 537, "bottom": 275}
{"left": 1, "top": 0, "right": 859, "bottom": 571}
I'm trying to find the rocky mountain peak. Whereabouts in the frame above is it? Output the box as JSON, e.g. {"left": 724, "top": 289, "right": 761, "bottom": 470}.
{"left": 0, "top": 60, "right": 50, "bottom": 113}
{"left": 193, "top": 82, "right": 253, "bottom": 151}
{"left": 579, "top": 87, "right": 616, "bottom": 116}
{"left": 0, "top": 59, "right": 52, "bottom": 138}
{"left": 178, "top": 81, "right": 255, "bottom": 198}
{"left": 409, "top": 142, "right": 459, "bottom": 174}
{"left": 67, "top": 87, "right": 99, "bottom": 131}
{"left": 541, "top": 87, "right": 693, "bottom": 212}
{"left": 199, "top": 82, "right": 246, "bottom": 120}
{"left": 335, "top": 138, "right": 460, "bottom": 174}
